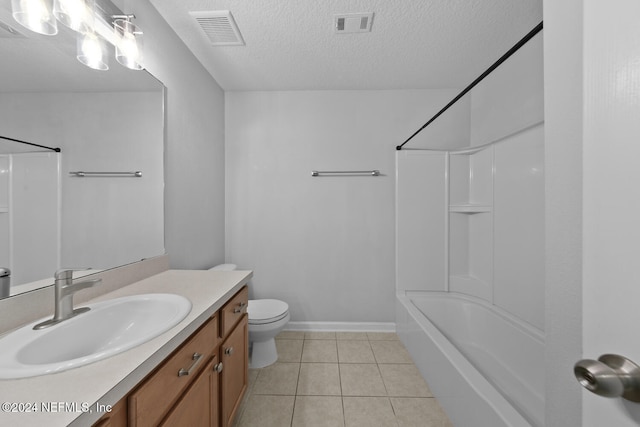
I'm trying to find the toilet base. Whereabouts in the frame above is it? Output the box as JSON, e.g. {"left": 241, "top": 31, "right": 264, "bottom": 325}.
{"left": 249, "top": 338, "right": 278, "bottom": 369}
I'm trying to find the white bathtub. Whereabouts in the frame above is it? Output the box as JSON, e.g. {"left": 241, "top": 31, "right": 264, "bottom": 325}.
{"left": 396, "top": 292, "right": 544, "bottom": 427}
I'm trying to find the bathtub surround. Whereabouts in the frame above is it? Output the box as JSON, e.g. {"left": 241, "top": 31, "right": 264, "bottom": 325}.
{"left": 0, "top": 153, "right": 59, "bottom": 286}
{"left": 225, "top": 90, "right": 468, "bottom": 325}
{"left": 397, "top": 32, "right": 544, "bottom": 329}
{"left": 396, "top": 32, "right": 544, "bottom": 426}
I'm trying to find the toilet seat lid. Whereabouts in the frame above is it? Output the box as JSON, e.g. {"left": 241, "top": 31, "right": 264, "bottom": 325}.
{"left": 248, "top": 299, "right": 289, "bottom": 322}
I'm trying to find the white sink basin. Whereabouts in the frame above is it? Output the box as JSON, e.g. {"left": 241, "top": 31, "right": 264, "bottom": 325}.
{"left": 0, "top": 293, "right": 191, "bottom": 379}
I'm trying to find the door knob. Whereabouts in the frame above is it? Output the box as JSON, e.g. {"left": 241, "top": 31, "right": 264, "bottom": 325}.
{"left": 574, "top": 354, "right": 640, "bottom": 402}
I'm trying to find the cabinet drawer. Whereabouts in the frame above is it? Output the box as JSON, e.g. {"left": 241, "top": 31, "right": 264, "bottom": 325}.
{"left": 129, "top": 316, "right": 219, "bottom": 427}
{"left": 220, "top": 286, "right": 248, "bottom": 338}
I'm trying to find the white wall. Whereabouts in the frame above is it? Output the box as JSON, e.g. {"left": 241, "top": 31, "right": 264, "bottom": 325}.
{"left": 543, "top": 0, "right": 583, "bottom": 424}
{"left": 226, "top": 90, "right": 462, "bottom": 322}
{"left": 131, "top": 0, "right": 226, "bottom": 269}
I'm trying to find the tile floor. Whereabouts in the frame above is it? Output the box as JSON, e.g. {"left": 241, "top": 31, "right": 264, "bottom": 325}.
{"left": 232, "top": 331, "right": 453, "bottom": 427}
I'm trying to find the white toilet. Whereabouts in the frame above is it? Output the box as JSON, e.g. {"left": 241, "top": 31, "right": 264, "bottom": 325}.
{"left": 209, "top": 264, "right": 290, "bottom": 368}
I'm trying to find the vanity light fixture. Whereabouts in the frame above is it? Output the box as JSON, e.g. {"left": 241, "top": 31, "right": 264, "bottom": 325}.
{"left": 10, "top": 0, "right": 144, "bottom": 71}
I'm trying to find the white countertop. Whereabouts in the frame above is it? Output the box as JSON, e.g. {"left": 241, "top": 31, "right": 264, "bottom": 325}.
{"left": 0, "top": 269, "right": 252, "bottom": 427}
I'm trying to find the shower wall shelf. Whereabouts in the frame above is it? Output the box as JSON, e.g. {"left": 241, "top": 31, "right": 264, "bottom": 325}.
{"left": 448, "top": 144, "right": 494, "bottom": 299}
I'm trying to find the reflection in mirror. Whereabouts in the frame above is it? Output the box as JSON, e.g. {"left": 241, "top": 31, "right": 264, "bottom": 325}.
{"left": 0, "top": 4, "right": 165, "bottom": 299}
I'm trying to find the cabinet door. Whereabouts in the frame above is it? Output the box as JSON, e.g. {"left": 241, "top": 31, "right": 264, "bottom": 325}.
{"left": 221, "top": 316, "right": 248, "bottom": 427}
{"left": 160, "top": 356, "right": 220, "bottom": 427}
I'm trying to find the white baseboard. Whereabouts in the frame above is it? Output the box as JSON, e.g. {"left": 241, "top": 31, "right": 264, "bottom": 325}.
{"left": 284, "top": 321, "right": 396, "bottom": 332}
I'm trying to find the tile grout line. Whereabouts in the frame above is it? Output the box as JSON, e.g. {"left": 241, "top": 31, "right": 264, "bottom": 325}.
{"left": 290, "top": 345, "right": 303, "bottom": 427}
{"left": 337, "top": 339, "right": 346, "bottom": 427}
{"left": 246, "top": 333, "right": 430, "bottom": 427}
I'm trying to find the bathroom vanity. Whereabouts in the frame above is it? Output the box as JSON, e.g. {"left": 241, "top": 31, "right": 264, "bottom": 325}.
{"left": 0, "top": 268, "right": 252, "bottom": 427}
{"left": 114, "top": 285, "right": 248, "bottom": 427}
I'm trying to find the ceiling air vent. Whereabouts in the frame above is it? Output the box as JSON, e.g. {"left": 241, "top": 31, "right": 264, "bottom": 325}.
{"left": 334, "top": 13, "right": 374, "bottom": 34}
{"left": 189, "top": 10, "right": 245, "bottom": 46}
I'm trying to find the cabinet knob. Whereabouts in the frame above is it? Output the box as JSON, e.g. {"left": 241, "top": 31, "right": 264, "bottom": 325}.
{"left": 214, "top": 362, "right": 224, "bottom": 373}
{"left": 224, "top": 347, "right": 235, "bottom": 356}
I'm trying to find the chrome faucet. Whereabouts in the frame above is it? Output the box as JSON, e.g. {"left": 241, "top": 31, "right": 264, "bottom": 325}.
{"left": 33, "top": 269, "right": 101, "bottom": 330}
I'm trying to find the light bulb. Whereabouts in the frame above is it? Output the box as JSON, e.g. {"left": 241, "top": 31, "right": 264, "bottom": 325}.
{"left": 120, "top": 31, "right": 139, "bottom": 60}
{"left": 77, "top": 32, "right": 108, "bottom": 70}
{"left": 11, "top": 0, "right": 58, "bottom": 35}
{"left": 54, "top": 0, "right": 90, "bottom": 32}
{"left": 114, "top": 18, "right": 143, "bottom": 70}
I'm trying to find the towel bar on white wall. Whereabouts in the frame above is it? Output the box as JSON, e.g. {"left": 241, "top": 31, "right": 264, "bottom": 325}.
{"left": 311, "top": 170, "right": 380, "bottom": 177}
{"left": 69, "top": 171, "right": 142, "bottom": 177}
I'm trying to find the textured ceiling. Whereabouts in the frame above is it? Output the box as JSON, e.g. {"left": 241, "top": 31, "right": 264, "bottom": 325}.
{"left": 149, "top": 0, "right": 542, "bottom": 91}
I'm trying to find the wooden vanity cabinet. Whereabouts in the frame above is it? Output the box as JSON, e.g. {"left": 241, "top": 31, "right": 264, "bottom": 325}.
{"left": 92, "top": 286, "right": 249, "bottom": 427}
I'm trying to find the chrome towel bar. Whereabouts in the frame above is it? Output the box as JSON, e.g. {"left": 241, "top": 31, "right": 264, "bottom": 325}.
{"left": 311, "top": 170, "right": 380, "bottom": 177}
{"left": 69, "top": 171, "right": 142, "bottom": 177}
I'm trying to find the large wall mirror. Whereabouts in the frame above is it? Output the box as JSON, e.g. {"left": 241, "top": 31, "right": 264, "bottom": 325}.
{"left": 0, "top": 4, "right": 165, "bottom": 299}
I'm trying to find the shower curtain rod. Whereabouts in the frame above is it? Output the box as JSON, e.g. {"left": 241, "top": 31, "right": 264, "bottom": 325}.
{"left": 0, "top": 135, "right": 61, "bottom": 152}
{"left": 396, "top": 21, "right": 543, "bottom": 151}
